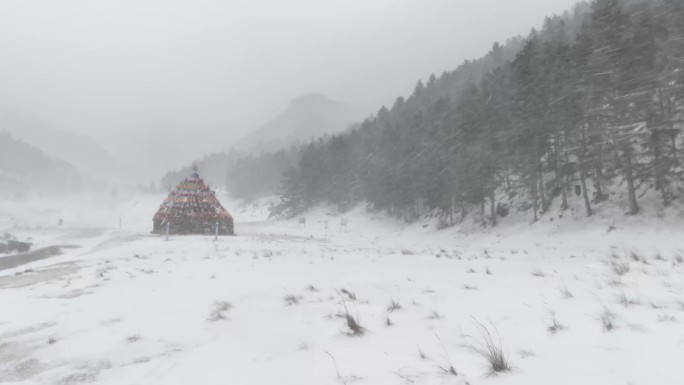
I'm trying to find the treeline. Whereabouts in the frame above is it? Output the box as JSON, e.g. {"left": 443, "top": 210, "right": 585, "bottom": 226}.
{"left": 267, "top": 0, "right": 684, "bottom": 223}
{"left": 225, "top": 146, "right": 301, "bottom": 200}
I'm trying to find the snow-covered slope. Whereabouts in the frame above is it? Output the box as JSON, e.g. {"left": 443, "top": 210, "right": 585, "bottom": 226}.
{"left": 1, "top": 193, "right": 683, "bottom": 385}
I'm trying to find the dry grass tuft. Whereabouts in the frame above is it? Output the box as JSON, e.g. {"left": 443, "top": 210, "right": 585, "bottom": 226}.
{"left": 657, "top": 313, "right": 677, "bottom": 323}
{"left": 599, "top": 307, "right": 616, "bottom": 332}
{"left": 126, "top": 334, "right": 142, "bottom": 343}
{"left": 418, "top": 349, "right": 427, "bottom": 360}
{"left": 547, "top": 313, "right": 566, "bottom": 335}
{"left": 387, "top": 300, "right": 402, "bottom": 313}
{"left": 611, "top": 260, "right": 630, "bottom": 276}
{"left": 530, "top": 269, "right": 545, "bottom": 277}
{"left": 345, "top": 312, "right": 365, "bottom": 336}
{"left": 340, "top": 288, "right": 357, "bottom": 300}
{"left": 428, "top": 311, "right": 442, "bottom": 320}
{"left": 616, "top": 290, "right": 639, "bottom": 307}
{"left": 560, "top": 284, "right": 574, "bottom": 299}
{"left": 207, "top": 301, "right": 233, "bottom": 321}
{"left": 471, "top": 319, "right": 511, "bottom": 376}
{"left": 284, "top": 294, "right": 303, "bottom": 306}
{"left": 337, "top": 290, "right": 365, "bottom": 336}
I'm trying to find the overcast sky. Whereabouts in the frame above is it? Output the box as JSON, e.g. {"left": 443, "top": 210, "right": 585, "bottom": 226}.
{"left": 0, "top": 0, "right": 581, "bottom": 172}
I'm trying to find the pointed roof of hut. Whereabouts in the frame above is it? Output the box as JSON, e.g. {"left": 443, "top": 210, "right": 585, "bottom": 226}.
{"left": 153, "top": 165, "right": 233, "bottom": 228}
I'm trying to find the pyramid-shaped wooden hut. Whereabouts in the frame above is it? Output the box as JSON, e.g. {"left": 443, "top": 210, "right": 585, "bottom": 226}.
{"left": 153, "top": 167, "right": 234, "bottom": 235}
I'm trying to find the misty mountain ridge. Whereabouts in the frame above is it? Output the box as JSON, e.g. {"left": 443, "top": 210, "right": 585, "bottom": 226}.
{"left": 160, "top": 93, "right": 373, "bottom": 189}
{"left": 232, "top": 93, "right": 373, "bottom": 154}
{"left": 0, "top": 131, "right": 81, "bottom": 192}
{"left": 0, "top": 114, "right": 129, "bottom": 185}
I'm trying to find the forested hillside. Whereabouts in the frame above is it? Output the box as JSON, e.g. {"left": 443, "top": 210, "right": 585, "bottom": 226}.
{"left": 265, "top": 0, "right": 684, "bottom": 224}
{"left": 162, "top": 94, "right": 367, "bottom": 196}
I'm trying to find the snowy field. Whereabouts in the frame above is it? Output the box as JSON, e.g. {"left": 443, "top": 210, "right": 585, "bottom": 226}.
{"left": 1, "top": 192, "right": 683, "bottom": 385}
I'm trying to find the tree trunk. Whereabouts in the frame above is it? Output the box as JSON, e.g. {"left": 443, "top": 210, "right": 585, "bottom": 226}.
{"left": 579, "top": 157, "right": 593, "bottom": 217}
{"left": 530, "top": 173, "right": 539, "bottom": 222}
{"left": 537, "top": 157, "right": 548, "bottom": 213}
{"left": 480, "top": 198, "right": 486, "bottom": 227}
{"left": 449, "top": 196, "right": 454, "bottom": 226}
{"left": 505, "top": 167, "right": 511, "bottom": 190}
{"left": 670, "top": 132, "right": 679, "bottom": 166}
{"left": 623, "top": 145, "right": 640, "bottom": 215}
{"left": 652, "top": 130, "right": 669, "bottom": 206}
{"left": 579, "top": 124, "right": 593, "bottom": 217}
{"left": 589, "top": 115, "right": 607, "bottom": 202}
{"left": 593, "top": 153, "right": 606, "bottom": 202}
{"left": 490, "top": 189, "right": 497, "bottom": 227}
{"left": 555, "top": 134, "right": 568, "bottom": 210}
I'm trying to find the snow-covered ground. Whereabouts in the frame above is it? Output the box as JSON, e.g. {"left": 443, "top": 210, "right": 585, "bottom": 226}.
{"left": 1, "top": 192, "right": 683, "bottom": 385}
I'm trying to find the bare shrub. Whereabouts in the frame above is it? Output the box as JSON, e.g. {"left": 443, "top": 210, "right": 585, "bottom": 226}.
{"left": 616, "top": 290, "right": 639, "bottom": 307}
{"left": 284, "top": 294, "right": 303, "bottom": 306}
{"left": 126, "top": 334, "right": 141, "bottom": 343}
{"left": 48, "top": 336, "right": 58, "bottom": 345}
{"left": 599, "top": 307, "right": 616, "bottom": 332}
{"left": 207, "top": 301, "right": 233, "bottom": 321}
{"left": 387, "top": 300, "right": 402, "bottom": 313}
{"left": 470, "top": 319, "right": 511, "bottom": 376}
{"left": 607, "top": 275, "right": 623, "bottom": 287}
{"left": 611, "top": 260, "right": 630, "bottom": 276}
{"left": 306, "top": 285, "right": 319, "bottom": 292}
{"left": 530, "top": 269, "right": 545, "bottom": 277}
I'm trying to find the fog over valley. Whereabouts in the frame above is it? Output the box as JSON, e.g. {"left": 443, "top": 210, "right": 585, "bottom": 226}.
{"left": 2, "top": 1, "right": 684, "bottom": 384}
{"left": 1, "top": 0, "right": 578, "bottom": 183}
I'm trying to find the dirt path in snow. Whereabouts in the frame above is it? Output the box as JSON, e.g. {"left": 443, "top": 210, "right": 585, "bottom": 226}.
{"left": 0, "top": 245, "right": 80, "bottom": 271}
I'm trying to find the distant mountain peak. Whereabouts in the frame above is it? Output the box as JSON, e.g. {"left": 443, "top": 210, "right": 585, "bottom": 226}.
{"left": 288, "top": 93, "right": 334, "bottom": 108}
{"left": 233, "top": 93, "right": 373, "bottom": 154}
